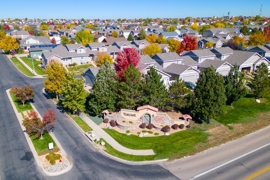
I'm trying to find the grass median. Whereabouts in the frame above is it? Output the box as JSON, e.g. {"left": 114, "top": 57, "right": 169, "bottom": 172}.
{"left": 20, "top": 57, "right": 46, "bottom": 75}
{"left": 10, "top": 93, "right": 33, "bottom": 112}
{"left": 10, "top": 57, "right": 34, "bottom": 76}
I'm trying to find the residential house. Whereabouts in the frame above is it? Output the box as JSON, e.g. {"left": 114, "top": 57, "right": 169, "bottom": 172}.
{"left": 112, "top": 41, "right": 137, "bottom": 51}
{"left": 198, "top": 37, "right": 223, "bottom": 49}
{"left": 82, "top": 66, "right": 100, "bottom": 88}
{"left": 42, "top": 44, "right": 95, "bottom": 66}
{"left": 10, "top": 30, "right": 30, "bottom": 40}
{"left": 20, "top": 36, "right": 52, "bottom": 50}
{"left": 199, "top": 59, "right": 233, "bottom": 76}
{"left": 152, "top": 52, "right": 182, "bottom": 68}
{"left": 157, "top": 44, "right": 170, "bottom": 53}
{"left": 132, "top": 40, "right": 149, "bottom": 51}
{"left": 210, "top": 47, "right": 234, "bottom": 60}
{"left": 164, "top": 64, "right": 200, "bottom": 84}
{"left": 202, "top": 28, "right": 230, "bottom": 37}
{"left": 94, "top": 35, "right": 107, "bottom": 43}
{"left": 183, "top": 49, "right": 216, "bottom": 63}
{"left": 159, "top": 32, "right": 181, "bottom": 41}
{"left": 29, "top": 44, "right": 59, "bottom": 58}
{"left": 247, "top": 46, "right": 270, "bottom": 57}
{"left": 225, "top": 51, "right": 269, "bottom": 72}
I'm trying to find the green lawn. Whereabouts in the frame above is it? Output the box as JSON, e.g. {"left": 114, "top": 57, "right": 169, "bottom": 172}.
{"left": 67, "top": 64, "right": 92, "bottom": 74}
{"left": 216, "top": 97, "right": 270, "bottom": 125}
{"left": 20, "top": 57, "right": 46, "bottom": 75}
{"left": 31, "top": 132, "right": 60, "bottom": 156}
{"left": 10, "top": 57, "right": 34, "bottom": 76}
{"left": 10, "top": 93, "right": 33, "bottom": 112}
{"left": 70, "top": 115, "right": 92, "bottom": 132}
{"left": 104, "top": 128, "right": 208, "bottom": 160}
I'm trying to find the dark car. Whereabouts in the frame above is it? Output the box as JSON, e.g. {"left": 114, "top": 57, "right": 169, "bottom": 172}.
{"left": 185, "top": 81, "right": 196, "bottom": 90}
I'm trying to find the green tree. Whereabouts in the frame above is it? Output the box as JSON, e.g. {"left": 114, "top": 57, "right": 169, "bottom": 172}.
{"left": 88, "top": 60, "right": 117, "bottom": 115}
{"left": 44, "top": 62, "right": 67, "bottom": 99}
{"left": 75, "top": 29, "right": 94, "bottom": 46}
{"left": 116, "top": 65, "right": 143, "bottom": 109}
{"left": 240, "top": 26, "right": 250, "bottom": 35}
{"left": 127, "top": 33, "right": 133, "bottom": 41}
{"left": 142, "top": 67, "right": 168, "bottom": 110}
{"left": 251, "top": 63, "right": 270, "bottom": 98}
{"left": 61, "top": 36, "right": 70, "bottom": 45}
{"left": 169, "top": 79, "right": 192, "bottom": 110}
{"left": 191, "top": 66, "right": 226, "bottom": 123}
{"left": 60, "top": 72, "right": 86, "bottom": 113}
{"left": 139, "top": 29, "right": 146, "bottom": 40}
{"left": 224, "top": 65, "right": 246, "bottom": 106}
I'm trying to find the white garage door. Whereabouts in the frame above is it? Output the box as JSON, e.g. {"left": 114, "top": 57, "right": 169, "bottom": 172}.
{"left": 218, "top": 69, "right": 230, "bottom": 76}
{"left": 181, "top": 75, "right": 197, "bottom": 84}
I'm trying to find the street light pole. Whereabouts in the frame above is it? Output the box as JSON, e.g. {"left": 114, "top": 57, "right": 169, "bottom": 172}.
{"left": 32, "top": 58, "right": 35, "bottom": 75}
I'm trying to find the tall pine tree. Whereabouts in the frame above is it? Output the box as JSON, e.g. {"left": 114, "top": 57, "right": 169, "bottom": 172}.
{"left": 127, "top": 33, "right": 133, "bottom": 41}
{"left": 88, "top": 61, "right": 117, "bottom": 115}
{"left": 169, "top": 79, "right": 192, "bottom": 110}
{"left": 142, "top": 67, "right": 168, "bottom": 110}
{"left": 191, "top": 66, "right": 226, "bottom": 123}
{"left": 139, "top": 29, "right": 146, "bottom": 40}
{"left": 251, "top": 63, "right": 270, "bottom": 98}
{"left": 224, "top": 64, "right": 246, "bottom": 105}
{"left": 116, "top": 65, "right": 143, "bottom": 109}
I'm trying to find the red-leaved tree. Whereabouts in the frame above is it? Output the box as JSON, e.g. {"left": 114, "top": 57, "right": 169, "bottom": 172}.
{"left": 22, "top": 109, "right": 56, "bottom": 139}
{"left": 264, "top": 26, "right": 270, "bottom": 42}
{"left": 177, "top": 35, "right": 198, "bottom": 54}
{"left": 11, "top": 85, "right": 35, "bottom": 106}
{"left": 51, "top": 38, "right": 56, "bottom": 44}
{"left": 4, "top": 25, "right": 10, "bottom": 31}
{"left": 114, "top": 48, "right": 140, "bottom": 80}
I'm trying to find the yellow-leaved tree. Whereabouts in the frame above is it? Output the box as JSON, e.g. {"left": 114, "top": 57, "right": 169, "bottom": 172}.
{"left": 205, "top": 42, "right": 214, "bottom": 48}
{"left": 142, "top": 43, "right": 162, "bottom": 57}
{"left": 156, "top": 35, "right": 167, "bottom": 44}
{"left": 96, "top": 52, "right": 113, "bottom": 66}
{"left": 41, "top": 24, "right": 49, "bottom": 30}
{"left": 0, "top": 34, "right": 19, "bottom": 53}
{"left": 111, "top": 31, "right": 118, "bottom": 37}
{"left": 146, "top": 34, "right": 158, "bottom": 43}
{"left": 249, "top": 32, "right": 267, "bottom": 46}
{"left": 44, "top": 61, "right": 67, "bottom": 99}
{"left": 167, "top": 39, "right": 180, "bottom": 52}
{"left": 191, "top": 22, "right": 199, "bottom": 30}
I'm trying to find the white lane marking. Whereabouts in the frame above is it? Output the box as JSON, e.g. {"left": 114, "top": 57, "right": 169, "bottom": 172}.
{"left": 190, "top": 142, "right": 270, "bottom": 179}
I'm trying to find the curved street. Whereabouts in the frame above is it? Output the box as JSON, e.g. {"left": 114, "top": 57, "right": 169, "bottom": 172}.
{"left": 0, "top": 52, "right": 178, "bottom": 180}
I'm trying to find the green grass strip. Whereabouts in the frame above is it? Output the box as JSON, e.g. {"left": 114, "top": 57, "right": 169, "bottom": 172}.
{"left": 10, "top": 57, "right": 34, "bottom": 76}
{"left": 20, "top": 57, "right": 46, "bottom": 75}
{"left": 10, "top": 93, "right": 33, "bottom": 112}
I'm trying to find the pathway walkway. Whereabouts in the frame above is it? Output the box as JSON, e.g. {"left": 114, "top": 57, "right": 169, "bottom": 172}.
{"left": 79, "top": 113, "right": 155, "bottom": 156}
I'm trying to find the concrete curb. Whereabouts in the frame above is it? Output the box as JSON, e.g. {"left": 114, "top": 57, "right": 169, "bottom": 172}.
{"left": 6, "top": 89, "right": 72, "bottom": 176}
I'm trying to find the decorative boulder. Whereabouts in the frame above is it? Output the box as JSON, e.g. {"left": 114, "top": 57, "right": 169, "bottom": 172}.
{"left": 179, "top": 124, "right": 185, "bottom": 129}
{"left": 171, "top": 124, "right": 179, "bottom": 130}
{"left": 186, "top": 125, "right": 191, "bottom": 129}
{"left": 147, "top": 123, "right": 154, "bottom": 129}
{"left": 103, "top": 118, "right": 109, "bottom": 123}
{"left": 110, "top": 120, "right": 116, "bottom": 127}
{"left": 161, "top": 125, "right": 170, "bottom": 132}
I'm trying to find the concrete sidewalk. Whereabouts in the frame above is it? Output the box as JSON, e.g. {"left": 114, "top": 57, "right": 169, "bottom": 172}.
{"left": 79, "top": 113, "right": 155, "bottom": 156}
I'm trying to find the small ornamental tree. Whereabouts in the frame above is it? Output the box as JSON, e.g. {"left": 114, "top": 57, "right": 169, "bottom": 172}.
{"left": 111, "top": 31, "right": 118, "bottom": 37}
{"left": 176, "top": 35, "right": 198, "bottom": 54}
{"left": 114, "top": 48, "right": 140, "bottom": 81}
{"left": 127, "top": 33, "right": 133, "bottom": 41}
{"left": 13, "top": 85, "right": 35, "bottom": 106}
{"left": 51, "top": 38, "right": 56, "bottom": 44}
{"left": 23, "top": 109, "right": 56, "bottom": 139}
{"left": 141, "top": 43, "right": 162, "bottom": 57}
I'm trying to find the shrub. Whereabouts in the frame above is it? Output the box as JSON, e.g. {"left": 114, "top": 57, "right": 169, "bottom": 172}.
{"left": 146, "top": 123, "right": 154, "bottom": 129}
{"left": 122, "top": 120, "right": 126, "bottom": 123}
{"left": 139, "top": 123, "right": 146, "bottom": 129}
{"left": 45, "top": 152, "right": 61, "bottom": 165}
{"left": 73, "top": 62, "right": 77, "bottom": 66}
{"left": 186, "top": 125, "right": 191, "bottom": 129}
{"left": 154, "top": 132, "right": 159, "bottom": 136}
{"left": 179, "top": 124, "right": 185, "bottom": 129}
{"left": 103, "top": 118, "right": 109, "bottom": 123}
{"left": 110, "top": 120, "right": 116, "bottom": 127}
{"left": 137, "top": 132, "right": 141, "bottom": 135}
{"left": 10, "top": 87, "right": 18, "bottom": 94}
{"left": 142, "top": 130, "right": 147, "bottom": 133}
{"left": 161, "top": 125, "right": 170, "bottom": 132}
{"left": 172, "top": 124, "right": 179, "bottom": 130}
{"left": 129, "top": 121, "right": 133, "bottom": 124}
{"left": 126, "top": 130, "right": 130, "bottom": 134}
{"left": 148, "top": 131, "right": 153, "bottom": 134}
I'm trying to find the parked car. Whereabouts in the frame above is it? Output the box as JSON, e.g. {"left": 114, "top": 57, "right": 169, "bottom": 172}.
{"left": 185, "top": 81, "right": 196, "bottom": 90}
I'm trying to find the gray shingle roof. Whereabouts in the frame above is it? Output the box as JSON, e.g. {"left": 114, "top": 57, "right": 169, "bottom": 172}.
{"left": 153, "top": 52, "right": 181, "bottom": 61}
{"left": 248, "top": 46, "right": 270, "bottom": 52}
{"left": 107, "top": 46, "right": 120, "bottom": 53}
{"left": 211, "top": 47, "right": 234, "bottom": 55}
{"left": 139, "top": 55, "right": 155, "bottom": 65}
{"left": 181, "top": 56, "right": 198, "bottom": 66}
{"left": 190, "top": 49, "right": 216, "bottom": 57}
{"left": 225, "top": 51, "right": 258, "bottom": 65}
{"left": 132, "top": 40, "right": 149, "bottom": 47}
{"left": 87, "top": 43, "right": 105, "bottom": 49}
{"left": 199, "top": 59, "right": 229, "bottom": 69}
{"left": 164, "top": 64, "right": 190, "bottom": 75}
{"left": 66, "top": 44, "right": 84, "bottom": 51}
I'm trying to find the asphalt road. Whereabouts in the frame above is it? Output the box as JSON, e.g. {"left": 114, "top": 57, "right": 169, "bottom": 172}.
{"left": 193, "top": 143, "right": 270, "bottom": 180}
{"left": 0, "top": 52, "right": 178, "bottom": 180}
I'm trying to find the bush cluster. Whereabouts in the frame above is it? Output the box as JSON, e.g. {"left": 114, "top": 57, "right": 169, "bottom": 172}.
{"left": 103, "top": 118, "right": 109, "bottom": 123}
{"left": 161, "top": 125, "right": 170, "bottom": 132}
{"left": 45, "top": 152, "right": 62, "bottom": 165}
{"left": 139, "top": 123, "right": 146, "bottom": 129}
{"left": 146, "top": 123, "right": 154, "bottom": 129}
{"left": 171, "top": 124, "right": 179, "bottom": 130}
{"left": 110, "top": 120, "right": 116, "bottom": 127}
{"left": 179, "top": 124, "right": 185, "bottom": 129}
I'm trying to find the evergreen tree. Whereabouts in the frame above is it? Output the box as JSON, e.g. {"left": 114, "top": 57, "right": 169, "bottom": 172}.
{"left": 127, "top": 33, "right": 133, "bottom": 41}
{"left": 142, "top": 67, "right": 169, "bottom": 110}
{"left": 224, "top": 64, "right": 246, "bottom": 105}
{"left": 169, "top": 79, "right": 192, "bottom": 110}
{"left": 191, "top": 66, "right": 226, "bottom": 123}
{"left": 139, "top": 29, "right": 146, "bottom": 40}
{"left": 88, "top": 61, "right": 117, "bottom": 115}
{"left": 116, "top": 65, "right": 143, "bottom": 109}
{"left": 251, "top": 63, "right": 270, "bottom": 98}
{"left": 60, "top": 72, "right": 87, "bottom": 113}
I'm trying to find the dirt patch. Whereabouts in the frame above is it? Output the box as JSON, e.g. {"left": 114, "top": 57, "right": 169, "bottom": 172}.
{"left": 39, "top": 150, "right": 68, "bottom": 169}
{"left": 166, "top": 111, "right": 183, "bottom": 120}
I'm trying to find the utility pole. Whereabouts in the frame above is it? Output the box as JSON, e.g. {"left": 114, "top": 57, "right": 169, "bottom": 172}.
{"left": 260, "top": 4, "right": 263, "bottom": 16}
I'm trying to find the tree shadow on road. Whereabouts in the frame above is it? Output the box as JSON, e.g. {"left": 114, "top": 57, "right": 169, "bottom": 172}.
{"left": 20, "top": 151, "right": 33, "bottom": 161}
